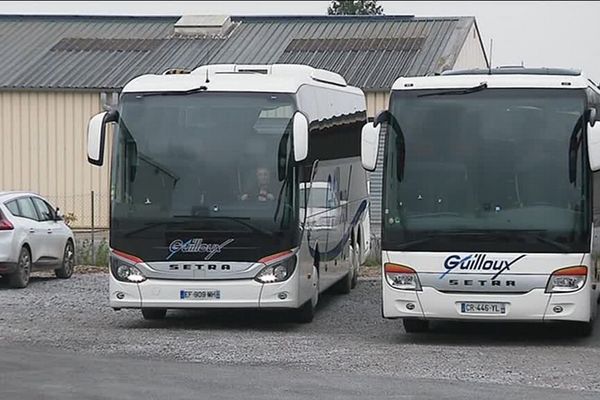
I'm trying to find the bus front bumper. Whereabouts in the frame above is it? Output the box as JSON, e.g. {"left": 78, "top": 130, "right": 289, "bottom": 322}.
{"left": 109, "top": 273, "right": 301, "bottom": 310}
{"left": 382, "top": 285, "right": 592, "bottom": 323}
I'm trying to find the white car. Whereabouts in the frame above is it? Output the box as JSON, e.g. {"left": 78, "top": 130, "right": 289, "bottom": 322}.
{"left": 0, "top": 192, "right": 75, "bottom": 288}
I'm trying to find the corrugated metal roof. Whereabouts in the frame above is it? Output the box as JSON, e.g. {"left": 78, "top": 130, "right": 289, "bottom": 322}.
{"left": 0, "top": 14, "right": 479, "bottom": 90}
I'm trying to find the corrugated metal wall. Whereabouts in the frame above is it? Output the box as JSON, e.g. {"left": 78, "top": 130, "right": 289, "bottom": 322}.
{"left": 366, "top": 91, "right": 390, "bottom": 119}
{"left": 365, "top": 91, "right": 390, "bottom": 237}
{"left": 452, "top": 24, "right": 488, "bottom": 71}
{"left": 0, "top": 91, "right": 110, "bottom": 228}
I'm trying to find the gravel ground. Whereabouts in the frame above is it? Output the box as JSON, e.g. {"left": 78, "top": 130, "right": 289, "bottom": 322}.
{"left": 1, "top": 272, "right": 600, "bottom": 393}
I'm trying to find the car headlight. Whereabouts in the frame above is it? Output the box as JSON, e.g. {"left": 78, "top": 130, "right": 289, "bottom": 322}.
{"left": 545, "top": 266, "right": 587, "bottom": 293}
{"left": 384, "top": 263, "right": 422, "bottom": 291}
{"left": 110, "top": 250, "right": 147, "bottom": 283}
{"left": 255, "top": 250, "right": 297, "bottom": 284}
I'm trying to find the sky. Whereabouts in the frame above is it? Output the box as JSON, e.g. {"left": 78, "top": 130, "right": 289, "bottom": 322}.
{"left": 1, "top": 1, "right": 598, "bottom": 79}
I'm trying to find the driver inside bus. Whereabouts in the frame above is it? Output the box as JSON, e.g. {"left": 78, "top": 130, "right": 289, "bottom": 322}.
{"left": 240, "top": 167, "right": 275, "bottom": 202}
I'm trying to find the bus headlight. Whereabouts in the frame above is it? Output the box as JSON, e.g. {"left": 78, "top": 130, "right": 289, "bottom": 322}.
{"left": 545, "top": 266, "right": 587, "bottom": 293}
{"left": 255, "top": 251, "right": 297, "bottom": 284}
{"left": 116, "top": 264, "right": 147, "bottom": 283}
{"left": 384, "top": 263, "right": 422, "bottom": 291}
{"left": 110, "top": 250, "right": 147, "bottom": 283}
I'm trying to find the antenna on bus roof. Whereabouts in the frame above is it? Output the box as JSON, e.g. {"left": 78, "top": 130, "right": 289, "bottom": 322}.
{"left": 205, "top": 47, "right": 211, "bottom": 84}
{"left": 488, "top": 38, "right": 493, "bottom": 75}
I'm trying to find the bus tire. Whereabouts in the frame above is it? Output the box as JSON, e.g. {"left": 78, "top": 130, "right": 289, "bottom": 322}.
{"left": 403, "top": 318, "right": 429, "bottom": 333}
{"left": 350, "top": 243, "right": 359, "bottom": 289}
{"left": 333, "top": 270, "right": 352, "bottom": 294}
{"left": 574, "top": 320, "right": 594, "bottom": 338}
{"left": 295, "top": 267, "right": 319, "bottom": 323}
{"left": 141, "top": 308, "right": 167, "bottom": 320}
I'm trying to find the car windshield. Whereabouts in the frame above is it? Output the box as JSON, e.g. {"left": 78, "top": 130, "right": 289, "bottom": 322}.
{"left": 382, "top": 88, "right": 590, "bottom": 252}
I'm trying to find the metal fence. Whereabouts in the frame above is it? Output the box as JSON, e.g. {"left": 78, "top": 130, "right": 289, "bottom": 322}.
{"left": 44, "top": 191, "right": 109, "bottom": 266}
{"left": 46, "top": 191, "right": 109, "bottom": 229}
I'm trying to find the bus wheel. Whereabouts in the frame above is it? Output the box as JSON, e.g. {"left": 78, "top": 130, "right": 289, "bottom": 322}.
{"left": 141, "top": 308, "right": 167, "bottom": 320}
{"left": 334, "top": 245, "right": 358, "bottom": 294}
{"left": 403, "top": 318, "right": 429, "bottom": 333}
{"left": 295, "top": 267, "right": 319, "bottom": 323}
{"left": 574, "top": 320, "right": 594, "bottom": 338}
{"left": 350, "top": 243, "right": 359, "bottom": 289}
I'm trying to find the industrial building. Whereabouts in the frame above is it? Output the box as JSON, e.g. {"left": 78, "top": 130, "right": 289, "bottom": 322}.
{"left": 0, "top": 14, "right": 488, "bottom": 230}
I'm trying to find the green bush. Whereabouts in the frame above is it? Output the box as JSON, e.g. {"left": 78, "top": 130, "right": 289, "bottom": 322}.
{"left": 75, "top": 238, "right": 109, "bottom": 267}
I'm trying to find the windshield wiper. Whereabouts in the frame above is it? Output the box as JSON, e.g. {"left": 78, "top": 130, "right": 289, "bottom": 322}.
{"left": 450, "top": 229, "right": 573, "bottom": 252}
{"left": 133, "top": 87, "right": 209, "bottom": 97}
{"left": 124, "top": 215, "right": 274, "bottom": 238}
{"left": 124, "top": 220, "right": 193, "bottom": 238}
{"left": 568, "top": 114, "right": 585, "bottom": 184}
{"left": 417, "top": 83, "right": 488, "bottom": 98}
{"left": 173, "top": 215, "right": 274, "bottom": 237}
{"left": 397, "top": 230, "right": 572, "bottom": 252}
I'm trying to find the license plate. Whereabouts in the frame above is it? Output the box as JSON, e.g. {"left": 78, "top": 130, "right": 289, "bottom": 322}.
{"left": 460, "top": 302, "right": 506, "bottom": 314}
{"left": 180, "top": 289, "right": 221, "bottom": 300}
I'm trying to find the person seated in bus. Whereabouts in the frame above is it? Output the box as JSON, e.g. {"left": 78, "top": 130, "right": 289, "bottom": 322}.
{"left": 240, "top": 166, "right": 276, "bottom": 202}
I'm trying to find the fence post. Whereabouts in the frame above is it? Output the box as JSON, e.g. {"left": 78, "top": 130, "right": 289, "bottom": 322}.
{"left": 91, "top": 190, "right": 95, "bottom": 266}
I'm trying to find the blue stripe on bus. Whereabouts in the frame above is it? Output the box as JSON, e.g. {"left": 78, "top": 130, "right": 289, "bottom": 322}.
{"left": 308, "top": 199, "right": 368, "bottom": 262}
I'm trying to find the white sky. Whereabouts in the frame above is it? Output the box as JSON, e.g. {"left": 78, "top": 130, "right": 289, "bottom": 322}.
{"left": 1, "top": 1, "right": 599, "bottom": 79}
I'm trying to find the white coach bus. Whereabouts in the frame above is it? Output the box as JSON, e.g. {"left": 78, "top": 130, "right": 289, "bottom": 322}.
{"left": 87, "top": 64, "right": 370, "bottom": 322}
{"left": 361, "top": 67, "right": 600, "bottom": 334}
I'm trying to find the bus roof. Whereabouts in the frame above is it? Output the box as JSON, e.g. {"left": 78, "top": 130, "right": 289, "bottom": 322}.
{"left": 392, "top": 67, "right": 598, "bottom": 92}
{"left": 442, "top": 67, "right": 582, "bottom": 76}
{"left": 122, "top": 64, "right": 364, "bottom": 96}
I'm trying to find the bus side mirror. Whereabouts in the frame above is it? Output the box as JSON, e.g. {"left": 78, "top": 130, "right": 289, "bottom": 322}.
{"left": 588, "top": 121, "right": 600, "bottom": 171}
{"left": 293, "top": 112, "right": 309, "bottom": 162}
{"left": 589, "top": 108, "right": 598, "bottom": 126}
{"left": 87, "top": 109, "right": 118, "bottom": 166}
{"left": 361, "top": 122, "right": 381, "bottom": 171}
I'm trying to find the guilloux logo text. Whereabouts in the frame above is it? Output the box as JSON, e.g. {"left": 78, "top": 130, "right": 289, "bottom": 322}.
{"left": 441, "top": 254, "right": 526, "bottom": 280}
{"left": 167, "top": 238, "right": 234, "bottom": 260}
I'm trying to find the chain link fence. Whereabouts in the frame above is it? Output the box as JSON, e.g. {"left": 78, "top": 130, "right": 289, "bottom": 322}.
{"left": 46, "top": 191, "right": 110, "bottom": 266}
{"left": 46, "top": 191, "right": 110, "bottom": 229}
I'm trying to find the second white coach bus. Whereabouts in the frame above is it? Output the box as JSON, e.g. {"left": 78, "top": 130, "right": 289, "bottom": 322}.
{"left": 361, "top": 67, "right": 600, "bottom": 334}
{"left": 87, "top": 64, "right": 370, "bottom": 322}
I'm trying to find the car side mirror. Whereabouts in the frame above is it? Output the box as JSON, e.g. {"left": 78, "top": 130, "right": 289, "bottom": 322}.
{"left": 588, "top": 120, "right": 600, "bottom": 171}
{"left": 87, "top": 109, "right": 118, "bottom": 166}
{"left": 293, "top": 112, "right": 309, "bottom": 162}
{"left": 54, "top": 208, "right": 64, "bottom": 221}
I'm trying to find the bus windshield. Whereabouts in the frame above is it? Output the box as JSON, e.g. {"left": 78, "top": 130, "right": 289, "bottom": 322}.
{"left": 382, "top": 88, "right": 590, "bottom": 253}
{"left": 110, "top": 92, "right": 299, "bottom": 261}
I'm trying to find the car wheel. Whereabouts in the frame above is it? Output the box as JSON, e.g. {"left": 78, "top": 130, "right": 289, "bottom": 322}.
{"left": 141, "top": 309, "right": 167, "bottom": 320}
{"left": 55, "top": 241, "right": 74, "bottom": 279}
{"left": 295, "top": 266, "right": 319, "bottom": 323}
{"left": 403, "top": 318, "right": 430, "bottom": 333}
{"left": 8, "top": 247, "right": 32, "bottom": 289}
